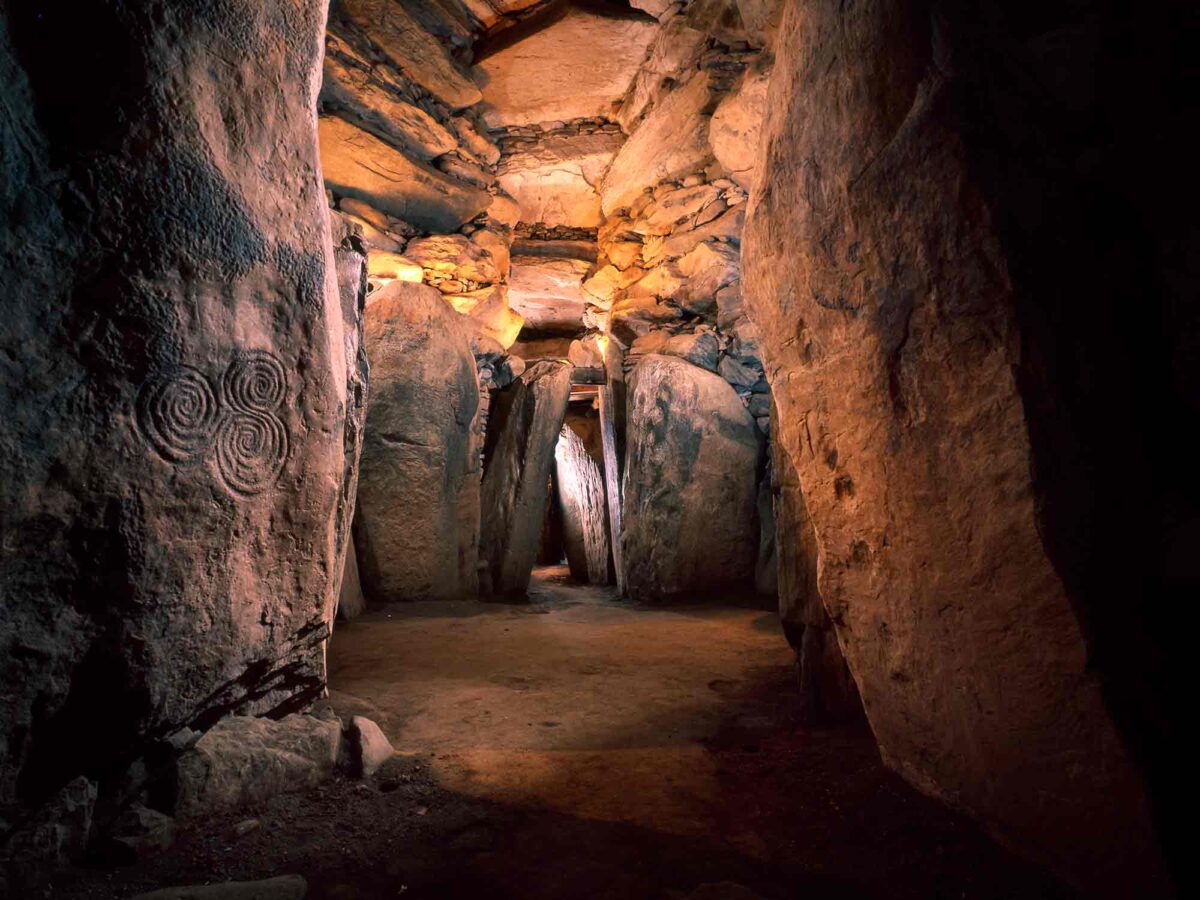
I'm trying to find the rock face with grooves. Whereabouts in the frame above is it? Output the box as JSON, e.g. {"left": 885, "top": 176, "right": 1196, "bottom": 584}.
{"left": 356, "top": 282, "right": 481, "bottom": 602}
{"left": 0, "top": 0, "right": 348, "bottom": 813}
{"left": 741, "top": 0, "right": 1165, "bottom": 892}
{"left": 319, "top": 116, "right": 490, "bottom": 233}
{"left": 622, "top": 355, "right": 761, "bottom": 600}
{"left": 555, "top": 416, "right": 611, "bottom": 585}
{"left": 480, "top": 361, "right": 573, "bottom": 599}
{"left": 335, "top": 0, "right": 482, "bottom": 109}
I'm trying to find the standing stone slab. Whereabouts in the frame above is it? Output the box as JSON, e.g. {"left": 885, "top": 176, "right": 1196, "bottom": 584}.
{"left": 356, "top": 282, "right": 481, "bottom": 602}
{"left": 555, "top": 415, "right": 612, "bottom": 585}
{"left": 331, "top": 215, "right": 370, "bottom": 621}
{"left": 480, "top": 361, "right": 573, "bottom": 599}
{"left": 0, "top": 1, "right": 347, "bottom": 811}
{"left": 741, "top": 0, "right": 1164, "bottom": 891}
{"left": 622, "top": 355, "right": 761, "bottom": 600}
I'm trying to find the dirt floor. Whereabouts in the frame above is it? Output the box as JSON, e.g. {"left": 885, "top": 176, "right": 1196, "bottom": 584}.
{"left": 51, "top": 567, "right": 1076, "bottom": 899}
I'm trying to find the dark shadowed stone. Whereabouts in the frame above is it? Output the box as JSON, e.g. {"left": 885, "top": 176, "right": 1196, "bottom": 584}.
{"left": 356, "top": 282, "right": 481, "bottom": 602}
{"left": 480, "top": 361, "right": 573, "bottom": 599}
{"left": 555, "top": 414, "right": 611, "bottom": 585}
{"left": 0, "top": 0, "right": 348, "bottom": 816}
{"left": 622, "top": 355, "right": 761, "bottom": 600}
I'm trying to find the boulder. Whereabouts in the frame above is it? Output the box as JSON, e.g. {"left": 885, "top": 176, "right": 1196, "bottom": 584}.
{"left": 320, "top": 45, "right": 458, "bottom": 161}
{"left": 608, "top": 295, "right": 684, "bottom": 346}
{"left": 405, "top": 234, "right": 501, "bottom": 285}
{"left": 741, "top": 0, "right": 1165, "bottom": 891}
{"left": 497, "top": 130, "right": 625, "bottom": 229}
{"left": 474, "top": 6, "right": 658, "bottom": 127}
{"left": 356, "top": 282, "right": 481, "bottom": 602}
{"left": 622, "top": 355, "right": 761, "bottom": 600}
{"left": 366, "top": 251, "right": 423, "bottom": 285}
{"left": 507, "top": 255, "right": 592, "bottom": 332}
{"left": 174, "top": 716, "right": 342, "bottom": 817}
{"left": 334, "top": 0, "right": 481, "bottom": 109}
{"left": 617, "top": 15, "right": 709, "bottom": 130}
{"left": 602, "top": 70, "right": 717, "bottom": 216}
{"left": 130, "top": 875, "right": 307, "bottom": 900}
{"left": 635, "top": 183, "right": 724, "bottom": 235}
{"left": 319, "top": 115, "right": 490, "bottom": 233}
{"left": 480, "top": 361, "right": 573, "bottom": 598}
{"left": 0, "top": 0, "right": 348, "bottom": 810}
{"left": 675, "top": 242, "right": 741, "bottom": 315}
{"left": 555, "top": 417, "right": 611, "bottom": 585}
{"left": 709, "top": 66, "right": 772, "bottom": 189}
{"left": 108, "top": 804, "right": 177, "bottom": 858}
{"left": 0, "top": 777, "right": 96, "bottom": 869}
{"left": 662, "top": 331, "right": 721, "bottom": 372}
{"left": 644, "top": 206, "right": 745, "bottom": 266}
{"left": 345, "top": 716, "right": 394, "bottom": 778}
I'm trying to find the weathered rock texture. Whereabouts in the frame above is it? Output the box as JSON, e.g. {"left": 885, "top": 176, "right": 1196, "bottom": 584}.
{"left": 555, "top": 414, "right": 612, "bottom": 585}
{"left": 480, "top": 360, "right": 573, "bottom": 599}
{"left": 622, "top": 356, "right": 761, "bottom": 601}
{"left": 771, "top": 423, "right": 859, "bottom": 723}
{"left": 742, "top": 0, "right": 1171, "bottom": 892}
{"left": 0, "top": 0, "right": 347, "bottom": 822}
{"left": 473, "top": 5, "right": 658, "bottom": 128}
{"left": 174, "top": 715, "right": 342, "bottom": 818}
{"left": 356, "top": 283, "right": 481, "bottom": 602}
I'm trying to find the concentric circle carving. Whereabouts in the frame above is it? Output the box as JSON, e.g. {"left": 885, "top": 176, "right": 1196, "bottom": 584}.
{"left": 136, "top": 366, "right": 221, "bottom": 463}
{"left": 214, "top": 410, "right": 289, "bottom": 496}
{"left": 222, "top": 350, "right": 288, "bottom": 413}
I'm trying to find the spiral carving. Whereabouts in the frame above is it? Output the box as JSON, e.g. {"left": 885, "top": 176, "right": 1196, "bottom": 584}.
{"left": 222, "top": 350, "right": 287, "bottom": 413}
{"left": 137, "top": 366, "right": 221, "bottom": 463}
{"left": 214, "top": 410, "right": 289, "bottom": 496}
{"left": 137, "top": 351, "right": 290, "bottom": 496}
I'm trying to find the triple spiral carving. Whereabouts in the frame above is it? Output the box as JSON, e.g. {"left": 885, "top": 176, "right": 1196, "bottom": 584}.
{"left": 137, "top": 352, "right": 290, "bottom": 496}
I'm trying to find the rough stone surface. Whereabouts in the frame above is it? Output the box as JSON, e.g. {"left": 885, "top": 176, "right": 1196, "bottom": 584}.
{"left": 356, "top": 282, "right": 481, "bottom": 602}
{"left": 507, "top": 255, "right": 592, "bottom": 333}
{"left": 337, "top": 542, "right": 367, "bottom": 621}
{"left": 319, "top": 116, "right": 490, "bottom": 233}
{"left": 497, "top": 129, "right": 624, "bottom": 228}
{"left": 130, "top": 875, "right": 307, "bottom": 900}
{"left": 601, "top": 71, "right": 716, "bottom": 216}
{"left": 474, "top": 6, "right": 658, "bottom": 127}
{"left": 622, "top": 356, "right": 761, "bottom": 600}
{"left": 320, "top": 42, "right": 458, "bottom": 161}
{"left": 709, "top": 65, "right": 771, "bottom": 189}
{"left": 741, "top": 0, "right": 1165, "bottom": 892}
{"left": 335, "top": 0, "right": 481, "bottom": 109}
{"left": 770, "top": 426, "right": 859, "bottom": 722}
{"left": 555, "top": 416, "right": 611, "bottom": 585}
{"left": 0, "top": 0, "right": 348, "bottom": 816}
{"left": 480, "top": 361, "right": 573, "bottom": 599}
{"left": 345, "top": 716, "right": 394, "bottom": 778}
{"left": 174, "top": 715, "right": 342, "bottom": 818}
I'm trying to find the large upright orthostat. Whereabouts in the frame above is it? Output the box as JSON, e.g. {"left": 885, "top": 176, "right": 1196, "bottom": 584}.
{"left": 621, "top": 355, "right": 762, "bottom": 601}
{"left": 741, "top": 0, "right": 1166, "bottom": 892}
{"left": 355, "top": 282, "right": 481, "bottom": 602}
{"left": 0, "top": 2, "right": 347, "bottom": 811}
{"left": 480, "top": 361, "right": 573, "bottom": 599}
